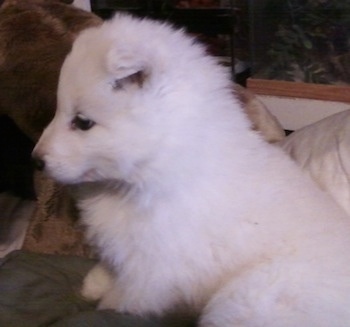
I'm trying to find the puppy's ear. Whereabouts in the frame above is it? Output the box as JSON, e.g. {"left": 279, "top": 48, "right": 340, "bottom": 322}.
{"left": 106, "top": 48, "right": 148, "bottom": 88}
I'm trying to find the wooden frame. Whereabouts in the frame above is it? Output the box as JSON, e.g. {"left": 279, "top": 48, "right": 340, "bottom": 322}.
{"left": 247, "top": 78, "right": 350, "bottom": 103}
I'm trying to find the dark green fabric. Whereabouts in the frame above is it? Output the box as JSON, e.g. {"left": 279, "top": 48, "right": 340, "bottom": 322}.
{"left": 50, "top": 310, "right": 195, "bottom": 327}
{"left": 0, "top": 250, "right": 96, "bottom": 327}
{"left": 0, "top": 251, "right": 196, "bottom": 327}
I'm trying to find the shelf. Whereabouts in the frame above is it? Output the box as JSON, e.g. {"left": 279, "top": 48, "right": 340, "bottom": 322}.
{"left": 247, "top": 78, "right": 350, "bottom": 103}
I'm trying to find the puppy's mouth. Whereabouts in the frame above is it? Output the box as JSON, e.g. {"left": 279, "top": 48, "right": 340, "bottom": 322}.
{"left": 80, "top": 168, "right": 101, "bottom": 183}
{"left": 78, "top": 169, "right": 124, "bottom": 187}
{"left": 63, "top": 169, "right": 109, "bottom": 185}
{"left": 41, "top": 166, "right": 104, "bottom": 186}
{"left": 34, "top": 157, "right": 125, "bottom": 187}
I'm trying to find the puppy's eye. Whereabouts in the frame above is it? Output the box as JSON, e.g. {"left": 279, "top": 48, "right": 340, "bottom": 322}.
{"left": 111, "top": 79, "right": 123, "bottom": 90}
{"left": 71, "top": 114, "right": 95, "bottom": 131}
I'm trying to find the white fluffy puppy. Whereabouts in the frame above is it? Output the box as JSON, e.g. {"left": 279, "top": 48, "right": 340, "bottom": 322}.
{"left": 33, "top": 14, "right": 350, "bottom": 327}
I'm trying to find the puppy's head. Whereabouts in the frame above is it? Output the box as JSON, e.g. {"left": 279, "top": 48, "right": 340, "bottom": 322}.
{"left": 32, "top": 14, "right": 233, "bottom": 185}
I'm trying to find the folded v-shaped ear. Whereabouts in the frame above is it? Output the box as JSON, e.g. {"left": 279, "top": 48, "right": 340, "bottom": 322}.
{"left": 106, "top": 47, "right": 148, "bottom": 84}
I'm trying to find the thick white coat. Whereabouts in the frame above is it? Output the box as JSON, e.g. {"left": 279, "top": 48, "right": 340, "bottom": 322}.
{"left": 34, "top": 14, "right": 350, "bottom": 327}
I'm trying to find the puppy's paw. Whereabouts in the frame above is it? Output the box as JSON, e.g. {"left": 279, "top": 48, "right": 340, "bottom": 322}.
{"left": 81, "top": 263, "right": 114, "bottom": 302}
{"left": 98, "top": 287, "right": 121, "bottom": 310}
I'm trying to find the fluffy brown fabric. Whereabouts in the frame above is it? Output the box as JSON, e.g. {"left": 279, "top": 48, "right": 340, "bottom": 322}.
{"left": 22, "top": 172, "right": 92, "bottom": 256}
{"left": 0, "top": 0, "right": 101, "bottom": 256}
{"left": 0, "top": 0, "right": 101, "bottom": 141}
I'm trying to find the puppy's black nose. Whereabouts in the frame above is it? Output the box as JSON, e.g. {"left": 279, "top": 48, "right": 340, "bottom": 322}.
{"left": 32, "top": 156, "right": 46, "bottom": 171}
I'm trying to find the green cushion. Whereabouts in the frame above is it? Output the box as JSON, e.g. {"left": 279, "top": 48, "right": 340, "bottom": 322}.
{"left": 0, "top": 251, "right": 196, "bottom": 327}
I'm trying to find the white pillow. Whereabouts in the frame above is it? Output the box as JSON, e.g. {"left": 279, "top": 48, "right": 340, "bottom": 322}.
{"left": 281, "top": 109, "right": 350, "bottom": 215}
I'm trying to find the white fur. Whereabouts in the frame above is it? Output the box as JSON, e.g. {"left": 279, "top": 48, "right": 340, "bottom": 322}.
{"left": 33, "top": 14, "right": 350, "bottom": 326}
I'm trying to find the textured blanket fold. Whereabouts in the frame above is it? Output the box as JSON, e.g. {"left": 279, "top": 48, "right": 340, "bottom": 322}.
{"left": 0, "top": 251, "right": 196, "bottom": 327}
